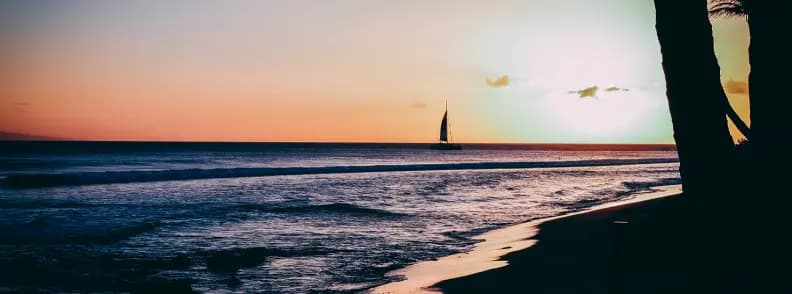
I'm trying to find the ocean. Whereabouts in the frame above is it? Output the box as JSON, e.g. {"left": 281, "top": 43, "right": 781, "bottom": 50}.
{"left": 0, "top": 142, "right": 680, "bottom": 293}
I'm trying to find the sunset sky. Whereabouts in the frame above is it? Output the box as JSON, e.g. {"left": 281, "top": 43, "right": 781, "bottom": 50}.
{"left": 0, "top": 0, "right": 750, "bottom": 143}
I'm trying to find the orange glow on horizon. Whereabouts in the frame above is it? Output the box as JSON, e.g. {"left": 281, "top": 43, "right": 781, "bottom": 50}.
{"left": 0, "top": 1, "right": 748, "bottom": 144}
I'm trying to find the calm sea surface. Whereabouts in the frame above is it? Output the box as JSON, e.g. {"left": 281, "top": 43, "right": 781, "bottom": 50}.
{"left": 0, "top": 142, "right": 680, "bottom": 293}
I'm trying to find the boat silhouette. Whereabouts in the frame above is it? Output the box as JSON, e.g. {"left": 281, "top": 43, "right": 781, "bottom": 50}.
{"left": 431, "top": 101, "right": 462, "bottom": 150}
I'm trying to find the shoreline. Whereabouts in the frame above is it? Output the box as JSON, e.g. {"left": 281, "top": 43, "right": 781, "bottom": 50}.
{"left": 370, "top": 184, "right": 683, "bottom": 294}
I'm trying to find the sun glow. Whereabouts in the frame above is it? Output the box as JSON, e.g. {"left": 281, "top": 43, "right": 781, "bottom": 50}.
{"left": 1, "top": 0, "right": 689, "bottom": 143}
{"left": 545, "top": 89, "right": 657, "bottom": 141}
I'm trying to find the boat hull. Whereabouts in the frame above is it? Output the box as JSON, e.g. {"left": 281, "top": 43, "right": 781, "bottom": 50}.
{"left": 430, "top": 143, "right": 462, "bottom": 150}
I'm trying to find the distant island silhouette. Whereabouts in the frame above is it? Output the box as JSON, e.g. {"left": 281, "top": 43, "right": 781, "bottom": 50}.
{"left": 0, "top": 131, "right": 64, "bottom": 141}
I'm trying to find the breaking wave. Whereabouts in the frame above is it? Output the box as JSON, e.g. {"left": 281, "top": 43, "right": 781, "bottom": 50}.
{"left": 2, "top": 158, "right": 678, "bottom": 188}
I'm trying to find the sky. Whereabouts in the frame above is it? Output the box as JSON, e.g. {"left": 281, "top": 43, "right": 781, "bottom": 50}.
{"left": 0, "top": 0, "right": 750, "bottom": 143}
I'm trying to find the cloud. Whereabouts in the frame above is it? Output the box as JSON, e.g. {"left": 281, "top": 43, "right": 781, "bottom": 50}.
{"left": 723, "top": 80, "right": 748, "bottom": 94}
{"left": 568, "top": 85, "right": 630, "bottom": 98}
{"left": 410, "top": 101, "right": 427, "bottom": 109}
{"left": 569, "top": 85, "right": 599, "bottom": 98}
{"left": 605, "top": 86, "right": 629, "bottom": 92}
{"left": 485, "top": 75, "right": 510, "bottom": 88}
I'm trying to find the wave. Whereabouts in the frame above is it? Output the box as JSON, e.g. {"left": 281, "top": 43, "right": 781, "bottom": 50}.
{"left": 1, "top": 158, "right": 679, "bottom": 188}
{"left": 203, "top": 246, "right": 335, "bottom": 273}
{"left": 621, "top": 178, "right": 682, "bottom": 192}
{"left": 0, "top": 199, "right": 95, "bottom": 209}
{"left": 0, "top": 219, "right": 160, "bottom": 245}
{"left": 231, "top": 202, "right": 407, "bottom": 217}
{"left": 548, "top": 177, "right": 683, "bottom": 210}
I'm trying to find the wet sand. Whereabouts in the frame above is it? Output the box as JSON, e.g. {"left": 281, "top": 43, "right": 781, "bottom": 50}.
{"left": 372, "top": 185, "right": 683, "bottom": 293}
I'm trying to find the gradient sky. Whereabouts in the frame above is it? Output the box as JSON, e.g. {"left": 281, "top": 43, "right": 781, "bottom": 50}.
{"left": 0, "top": 0, "right": 750, "bottom": 143}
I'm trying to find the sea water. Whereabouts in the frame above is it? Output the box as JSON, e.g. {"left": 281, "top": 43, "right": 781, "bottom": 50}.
{"left": 0, "top": 142, "right": 680, "bottom": 293}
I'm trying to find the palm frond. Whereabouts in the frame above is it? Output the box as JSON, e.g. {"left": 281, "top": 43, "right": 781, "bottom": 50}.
{"left": 709, "top": 0, "right": 747, "bottom": 17}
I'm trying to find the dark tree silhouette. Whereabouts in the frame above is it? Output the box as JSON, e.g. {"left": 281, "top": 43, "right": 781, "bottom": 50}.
{"left": 653, "top": 0, "right": 735, "bottom": 196}
{"left": 724, "top": 98, "right": 751, "bottom": 140}
{"left": 704, "top": 1, "right": 754, "bottom": 141}
{"left": 740, "top": 2, "right": 792, "bottom": 290}
{"left": 710, "top": 0, "right": 792, "bottom": 201}
{"left": 707, "top": 0, "right": 752, "bottom": 141}
{"left": 710, "top": 0, "right": 792, "bottom": 154}
{"left": 737, "top": 2, "right": 792, "bottom": 189}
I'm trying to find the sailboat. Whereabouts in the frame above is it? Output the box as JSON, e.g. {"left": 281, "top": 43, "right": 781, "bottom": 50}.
{"left": 430, "top": 101, "right": 462, "bottom": 150}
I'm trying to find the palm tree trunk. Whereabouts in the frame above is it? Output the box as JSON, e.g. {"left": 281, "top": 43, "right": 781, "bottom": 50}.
{"left": 653, "top": 0, "right": 735, "bottom": 196}
{"left": 743, "top": 3, "right": 792, "bottom": 291}
{"left": 654, "top": 4, "right": 741, "bottom": 290}
{"left": 746, "top": 2, "right": 792, "bottom": 177}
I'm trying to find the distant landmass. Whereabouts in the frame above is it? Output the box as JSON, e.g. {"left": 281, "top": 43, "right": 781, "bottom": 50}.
{"left": 0, "top": 131, "right": 64, "bottom": 141}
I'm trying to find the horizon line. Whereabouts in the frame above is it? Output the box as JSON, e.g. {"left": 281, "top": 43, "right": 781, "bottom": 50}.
{"left": 0, "top": 139, "right": 677, "bottom": 146}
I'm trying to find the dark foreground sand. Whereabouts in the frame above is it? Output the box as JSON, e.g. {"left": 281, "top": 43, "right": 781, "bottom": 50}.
{"left": 435, "top": 189, "right": 770, "bottom": 293}
{"left": 436, "top": 189, "right": 694, "bottom": 293}
{"left": 375, "top": 184, "right": 788, "bottom": 293}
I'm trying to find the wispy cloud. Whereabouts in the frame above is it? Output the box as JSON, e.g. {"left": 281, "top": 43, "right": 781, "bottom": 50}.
{"left": 568, "top": 85, "right": 629, "bottom": 98}
{"left": 604, "top": 86, "right": 629, "bottom": 92}
{"left": 569, "top": 86, "right": 599, "bottom": 98}
{"left": 410, "top": 101, "right": 427, "bottom": 109}
{"left": 723, "top": 80, "right": 748, "bottom": 94}
{"left": 485, "top": 75, "right": 510, "bottom": 88}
